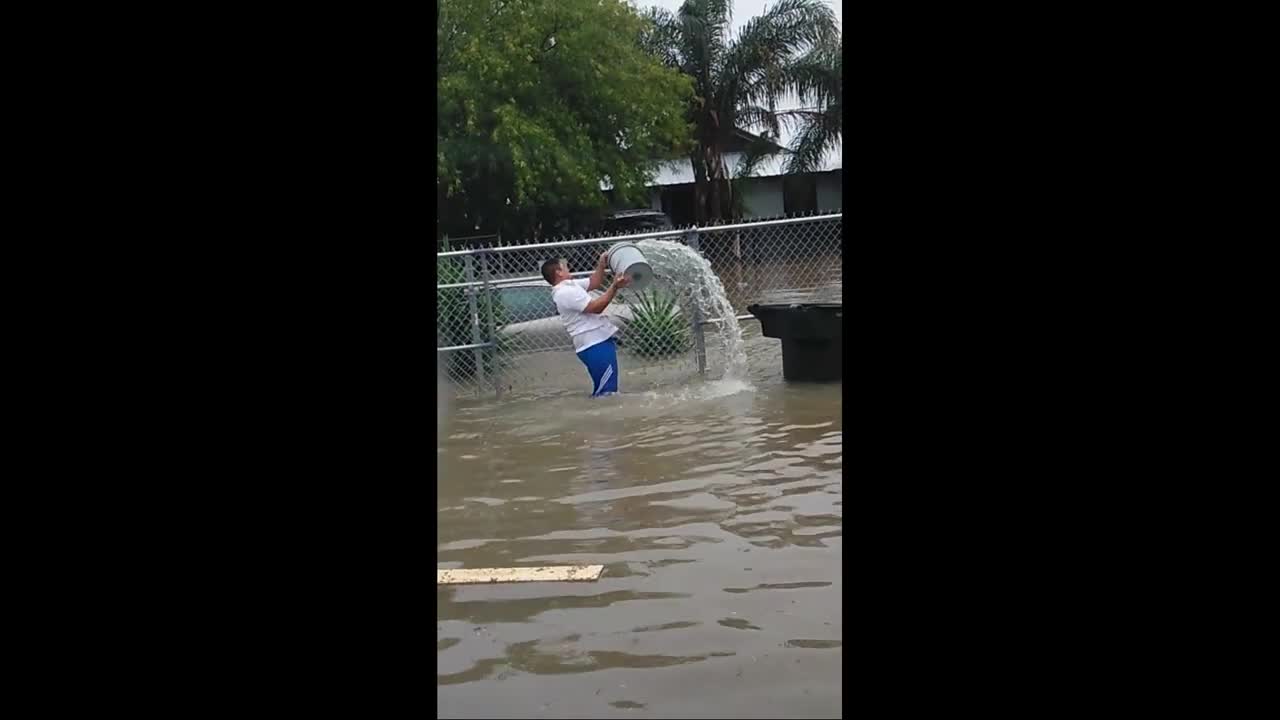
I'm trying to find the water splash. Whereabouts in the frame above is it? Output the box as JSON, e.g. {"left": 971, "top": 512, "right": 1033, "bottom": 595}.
{"left": 634, "top": 239, "right": 748, "bottom": 379}
{"left": 638, "top": 378, "right": 755, "bottom": 405}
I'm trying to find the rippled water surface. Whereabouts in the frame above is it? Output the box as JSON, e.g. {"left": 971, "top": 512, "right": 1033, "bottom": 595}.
{"left": 438, "top": 322, "right": 842, "bottom": 718}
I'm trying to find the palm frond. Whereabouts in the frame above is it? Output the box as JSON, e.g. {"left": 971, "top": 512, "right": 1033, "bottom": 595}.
{"left": 735, "top": 104, "right": 781, "bottom": 141}
{"left": 639, "top": 7, "right": 684, "bottom": 70}
{"left": 789, "top": 36, "right": 841, "bottom": 109}
{"left": 653, "top": 0, "right": 839, "bottom": 220}
{"left": 732, "top": 130, "right": 781, "bottom": 179}
{"left": 781, "top": 34, "right": 840, "bottom": 175}
{"left": 784, "top": 113, "right": 841, "bottom": 174}
{"left": 677, "top": 0, "right": 733, "bottom": 95}
{"left": 719, "top": 0, "right": 835, "bottom": 122}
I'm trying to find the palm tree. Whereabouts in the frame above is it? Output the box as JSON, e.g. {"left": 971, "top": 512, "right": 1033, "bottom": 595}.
{"left": 782, "top": 35, "right": 841, "bottom": 174}
{"left": 641, "top": 0, "right": 836, "bottom": 222}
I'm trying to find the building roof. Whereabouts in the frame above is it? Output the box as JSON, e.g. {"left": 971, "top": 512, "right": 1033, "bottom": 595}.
{"left": 599, "top": 126, "right": 839, "bottom": 191}
{"left": 607, "top": 209, "right": 668, "bottom": 219}
{"left": 724, "top": 126, "right": 788, "bottom": 154}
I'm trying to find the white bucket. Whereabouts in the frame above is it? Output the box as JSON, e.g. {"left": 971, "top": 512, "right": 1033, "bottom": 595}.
{"left": 606, "top": 242, "right": 653, "bottom": 291}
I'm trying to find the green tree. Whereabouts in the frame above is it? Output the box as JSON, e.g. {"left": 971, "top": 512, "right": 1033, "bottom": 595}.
{"left": 438, "top": 0, "right": 693, "bottom": 241}
{"left": 640, "top": 0, "right": 837, "bottom": 222}
{"left": 782, "top": 35, "right": 841, "bottom": 174}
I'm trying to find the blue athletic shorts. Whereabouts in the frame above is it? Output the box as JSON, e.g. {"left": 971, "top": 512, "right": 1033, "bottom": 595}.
{"left": 577, "top": 337, "right": 619, "bottom": 397}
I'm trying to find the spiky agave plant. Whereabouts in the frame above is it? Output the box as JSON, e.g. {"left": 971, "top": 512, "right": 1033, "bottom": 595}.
{"left": 625, "top": 290, "right": 691, "bottom": 358}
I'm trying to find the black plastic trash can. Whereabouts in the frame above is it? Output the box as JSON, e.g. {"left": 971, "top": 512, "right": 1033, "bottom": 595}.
{"left": 748, "top": 303, "right": 843, "bottom": 382}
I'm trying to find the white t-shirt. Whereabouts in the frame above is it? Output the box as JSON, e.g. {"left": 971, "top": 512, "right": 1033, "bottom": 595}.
{"left": 552, "top": 278, "right": 618, "bottom": 353}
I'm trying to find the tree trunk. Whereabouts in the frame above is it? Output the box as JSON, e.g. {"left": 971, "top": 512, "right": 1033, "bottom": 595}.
{"left": 690, "top": 150, "right": 709, "bottom": 224}
{"left": 707, "top": 146, "right": 722, "bottom": 222}
{"left": 705, "top": 137, "right": 731, "bottom": 222}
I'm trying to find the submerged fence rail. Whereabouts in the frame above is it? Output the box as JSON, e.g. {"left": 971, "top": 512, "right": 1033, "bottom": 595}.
{"left": 437, "top": 212, "right": 841, "bottom": 397}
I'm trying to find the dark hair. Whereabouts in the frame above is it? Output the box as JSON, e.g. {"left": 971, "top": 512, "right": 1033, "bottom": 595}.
{"left": 540, "top": 258, "right": 562, "bottom": 285}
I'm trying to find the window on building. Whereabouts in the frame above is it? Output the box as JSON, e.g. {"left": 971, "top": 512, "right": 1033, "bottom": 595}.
{"left": 783, "top": 175, "right": 818, "bottom": 216}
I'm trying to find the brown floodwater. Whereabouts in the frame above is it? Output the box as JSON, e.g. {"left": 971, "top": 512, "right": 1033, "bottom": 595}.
{"left": 438, "top": 321, "right": 843, "bottom": 718}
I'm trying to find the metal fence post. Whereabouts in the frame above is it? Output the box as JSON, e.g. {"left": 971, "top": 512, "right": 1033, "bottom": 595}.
{"left": 479, "top": 251, "right": 501, "bottom": 399}
{"left": 685, "top": 230, "right": 707, "bottom": 376}
{"left": 684, "top": 229, "right": 700, "bottom": 253}
{"left": 463, "top": 255, "right": 485, "bottom": 394}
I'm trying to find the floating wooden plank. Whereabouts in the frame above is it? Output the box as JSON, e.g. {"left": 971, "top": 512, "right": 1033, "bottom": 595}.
{"left": 437, "top": 565, "right": 605, "bottom": 585}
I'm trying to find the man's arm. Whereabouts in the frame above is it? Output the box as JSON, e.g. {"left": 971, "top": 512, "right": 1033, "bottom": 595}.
{"left": 586, "top": 251, "right": 609, "bottom": 292}
{"left": 584, "top": 274, "right": 630, "bottom": 314}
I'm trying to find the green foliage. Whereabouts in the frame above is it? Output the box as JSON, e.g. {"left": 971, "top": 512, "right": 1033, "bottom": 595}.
{"left": 782, "top": 35, "right": 842, "bottom": 174}
{"left": 624, "top": 290, "right": 691, "bottom": 358}
{"left": 438, "top": 0, "right": 694, "bottom": 240}
{"left": 436, "top": 254, "right": 466, "bottom": 345}
{"left": 640, "top": 0, "right": 837, "bottom": 220}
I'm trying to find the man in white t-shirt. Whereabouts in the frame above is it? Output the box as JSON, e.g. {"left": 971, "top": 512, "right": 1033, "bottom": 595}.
{"left": 541, "top": 253, "right": 631, "bottom": 397}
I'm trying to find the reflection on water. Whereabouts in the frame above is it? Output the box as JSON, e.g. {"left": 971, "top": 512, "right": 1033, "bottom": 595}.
{"left": 438, "top": 325, "right": 842, "bottom": 718}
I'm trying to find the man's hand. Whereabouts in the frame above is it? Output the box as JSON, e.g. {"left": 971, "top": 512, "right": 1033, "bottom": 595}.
{"left": 588, "top": 251, "right": 610, "bottom": 291}
{"left": 586, "top": 272, "right": 630, "bottom": 313}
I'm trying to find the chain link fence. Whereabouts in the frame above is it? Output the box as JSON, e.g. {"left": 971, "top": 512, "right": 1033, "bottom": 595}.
{"left": 438, "top": 212, "right": 842, "bottom": 398}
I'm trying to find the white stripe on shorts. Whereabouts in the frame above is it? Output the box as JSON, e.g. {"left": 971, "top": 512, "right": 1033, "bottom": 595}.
{"left": 596, "top": 364, "right": 614, "bottom": 396}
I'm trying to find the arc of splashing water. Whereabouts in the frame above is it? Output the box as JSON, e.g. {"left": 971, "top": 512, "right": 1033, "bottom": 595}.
{"left": 635, "top": 239, "right": 749, "bottom": 379}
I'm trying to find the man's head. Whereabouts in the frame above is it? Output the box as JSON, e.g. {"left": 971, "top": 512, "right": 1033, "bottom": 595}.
{"left": 541, "top": 258, "right": 570, "bottom": 285}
